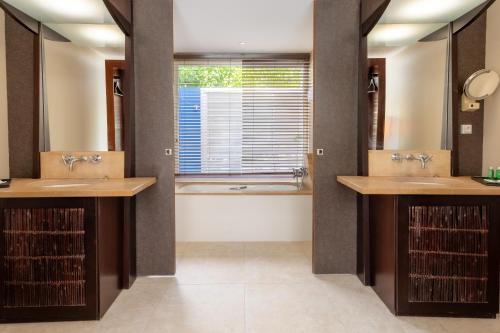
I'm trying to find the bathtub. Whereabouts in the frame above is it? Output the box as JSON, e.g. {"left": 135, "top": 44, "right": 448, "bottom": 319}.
{"left": 175, "top": 180, "right": 312, "bottom": 242}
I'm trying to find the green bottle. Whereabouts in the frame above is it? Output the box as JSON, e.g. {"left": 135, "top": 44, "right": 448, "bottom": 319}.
{"left": 496, "top": 167, "right": 500, "bottom": 180}
{"left": 488, "top": 167, "right": 495, "bottom": 179}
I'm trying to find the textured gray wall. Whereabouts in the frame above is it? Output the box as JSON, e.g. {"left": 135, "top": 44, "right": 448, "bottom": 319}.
{"left": 5, "top": 15, "right": 36, "bottom": 178}
{"left": 313, "top": 0, "right": 360, "bottom": 274}
{"left": 134, "top": 0, "right": 176, "bottom": 275}
{"left": 456, "top": 14, "right": 486, "bottom": 176}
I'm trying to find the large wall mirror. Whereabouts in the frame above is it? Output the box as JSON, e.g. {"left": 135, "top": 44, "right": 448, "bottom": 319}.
{"left": 367, "top": 0, "right": 489, "bottom": 151}
{"left": 1, "top": 0, "right": 125, "bottom": 153}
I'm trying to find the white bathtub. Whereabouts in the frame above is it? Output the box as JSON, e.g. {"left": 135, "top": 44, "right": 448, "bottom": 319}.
{"left": 175, "top": 181, "right": 312, "bottom": 242}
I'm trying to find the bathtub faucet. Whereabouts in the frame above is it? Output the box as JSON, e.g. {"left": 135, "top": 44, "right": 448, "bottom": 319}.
{"left": 292, "top": 167, "right": 308, "bottom": 190}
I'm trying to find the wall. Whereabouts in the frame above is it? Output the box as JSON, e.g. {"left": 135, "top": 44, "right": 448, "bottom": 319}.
{"left": 44, "top": 41, "right": 108, "bottom": 152}
{"left": 176, "top": 195, "right": 312, "bottom": 242}
{"left": 5, "top": 14, "right": 36, "bottom": 178}
{"left": 384, "top": 40, "right": 447, "bottom": 150}
{"left": 0, "top": 10, "right": 9, "bottom": 179}
{"left": 134, "top": 0, "right": 176, "bottom": 275}
{"left": 483, "top": 1, "right": 500, "bottom": 173}
{"left": 455, "top": 14, "right": 486, "bottom": 176}
{"left": 313, "top": 0, "right": 359, "bottom": 274}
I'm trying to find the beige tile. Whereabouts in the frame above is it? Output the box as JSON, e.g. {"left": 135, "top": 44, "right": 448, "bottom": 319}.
{"left": 245, "top": 283, "right": 346, "bottom": 333}
{"left": 146, "top": 284, "right": 245, "bottom": 333}
{"left": 437, "top": 317, "right": 500, "bottom": 333}
{"left": 179, "top": 242, "right": 246, "bottom": 258}
{"left": 176, "top": 256, "right": 247, "bottom": 284}
{"left": 244, "top": 242, "right": 309, "bottom": 257}
{"left": 244, "top": 255, "right": 315, "bottom": 284}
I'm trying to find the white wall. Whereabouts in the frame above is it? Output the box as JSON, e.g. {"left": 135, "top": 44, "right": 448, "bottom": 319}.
{"left": 384, "top": 40, "right": 447, "bottom": 150}
{"left": 45, "top": 41, "right": 108, "bottom": 151}
{"left": 483, "top": 2, "right": 500, "bottom": 174}
{"left": 0, "top": 10, "right": 9, "bottom": 179}
{"left": 176, "top": 195, "right": 312, "bottom": 242}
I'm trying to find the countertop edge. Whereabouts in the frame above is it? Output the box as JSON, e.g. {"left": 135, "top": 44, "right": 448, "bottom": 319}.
{"left": 0, "top": 177, "right": 157, "bottom": 198}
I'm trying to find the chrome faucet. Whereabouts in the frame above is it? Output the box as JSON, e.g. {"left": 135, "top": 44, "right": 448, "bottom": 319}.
{"left": 391, "top": 152, "right": 432, "bottom": 169}
{"left": 62, "top": 154, "right": 102, "bottom": 171}
{"left": 292, "top": 167, "right": 308, "bottom": 190}
{"left": 416, "top": 153, "right": 433, "bottom": 169}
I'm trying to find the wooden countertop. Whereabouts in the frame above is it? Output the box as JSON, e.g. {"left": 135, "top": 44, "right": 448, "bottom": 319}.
{"left": 0, "top": 178, "right": 157, "bottom": 198}
{"left": 337, "top": 176, "right": 500, "bottom": 195}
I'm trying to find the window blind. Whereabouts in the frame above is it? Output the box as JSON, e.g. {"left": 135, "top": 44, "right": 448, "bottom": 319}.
{"left": 174, "top": 56, "right": 311, "bottom": 175}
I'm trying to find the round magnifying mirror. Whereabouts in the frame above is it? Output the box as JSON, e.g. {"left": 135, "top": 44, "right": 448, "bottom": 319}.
{"left": 464, "top": 69, "right": 500, "bottom": 100}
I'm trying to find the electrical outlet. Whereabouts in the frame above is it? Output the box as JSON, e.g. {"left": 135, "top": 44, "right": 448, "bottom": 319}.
{"left": 460, "top": 124, "right": 473, "bottom": 135}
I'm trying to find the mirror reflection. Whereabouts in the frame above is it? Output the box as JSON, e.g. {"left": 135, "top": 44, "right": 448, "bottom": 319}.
{"left": 367, "top": 0, "right": 488, "bottom": 151}
{"left": 4, "top": 0, "right": 126, "bottom": 152}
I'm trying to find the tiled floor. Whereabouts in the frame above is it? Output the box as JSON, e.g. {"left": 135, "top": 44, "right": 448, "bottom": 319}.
{"left": 2, "top": 242, "right": 500, "bottom": 332}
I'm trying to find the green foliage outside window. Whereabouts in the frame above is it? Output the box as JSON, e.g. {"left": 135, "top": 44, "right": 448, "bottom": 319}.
{"left": 178, "top": 65, "right": 305, "bottom": 88}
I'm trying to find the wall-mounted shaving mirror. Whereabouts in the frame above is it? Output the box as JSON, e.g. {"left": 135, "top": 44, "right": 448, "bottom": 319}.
{"left": 367, "top": 0, "right": 489, "bottom": 151}
{"left": 464, "top": 69, "right": 500, "bottom": 100}
{"left": 1, "top": 0, "right": 126, "bottom": 152}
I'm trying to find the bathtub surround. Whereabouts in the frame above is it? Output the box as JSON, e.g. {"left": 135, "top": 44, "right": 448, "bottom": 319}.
{"left": 176, "top": 195, "right": 312, "bottom": 242}
{"left": 134, "top": 0, "right": 176, "bottom": 275}
{"left": 313, "top": 0, "right": 359, "bottom": 274}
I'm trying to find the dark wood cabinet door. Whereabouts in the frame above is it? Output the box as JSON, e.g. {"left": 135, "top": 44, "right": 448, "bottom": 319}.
{"left": 0, "top": 198, "right": 98, "bottom": 322}
{"left": 396, "top": 196, "right": 500, "bottom": 318}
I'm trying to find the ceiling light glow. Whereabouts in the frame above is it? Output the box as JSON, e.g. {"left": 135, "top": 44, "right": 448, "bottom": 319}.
{"left": 38, "top": 0, "right": 100, "bottom": 20}
{"left": 81, "top": 25, "right": 125, "bottom": 46}
{"left": 399, "top": 0, "right": 471, "bottom": 21}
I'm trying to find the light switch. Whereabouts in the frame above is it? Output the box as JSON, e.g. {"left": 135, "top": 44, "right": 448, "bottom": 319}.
{"left": 165, "top": 149, "right": 173, "bottom": 156}
{"left": 316, "top": 149, "right": 324, "bottom": 156}
{"left": 460, "top": 124, "right": 473, "bottom": 135}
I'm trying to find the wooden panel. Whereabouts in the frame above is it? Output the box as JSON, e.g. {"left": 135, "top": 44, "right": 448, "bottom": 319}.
{"left": 97, "top": 198, "right": 123, "bottom": 317}
{"left": 0, "top": 198, "right": 98, "bottom": 322}
{"left": 396, "top": 196, "right": 500, "bottom": 317}
{"left": 369, "top": 150, "right": 451, "bottom": 177}
{"left": 371, "top": 195, "right": 397, "bottom": 312}
{"left": 40, "top": 152, "right": 125, "bottom": 179}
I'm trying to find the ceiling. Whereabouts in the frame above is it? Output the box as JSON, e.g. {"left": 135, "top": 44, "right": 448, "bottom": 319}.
{"left": 2, "top": 0, "right": 489, "bottom": 55}
{"left": 369, "top": 0, "right": 488, "bottom": 55}
{"left": 3, "top": 0, "right": 314, "bottom": 54}
{"left": 173, "top": 0, "right": 313, "bottom": 53}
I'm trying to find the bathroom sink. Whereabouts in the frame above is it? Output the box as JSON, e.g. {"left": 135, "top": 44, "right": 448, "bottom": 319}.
{"left": 28, "top": 179, "right": 102, "bottom": 189}
{"left": 387, "top": 178, "right": 461, "bottom": 186}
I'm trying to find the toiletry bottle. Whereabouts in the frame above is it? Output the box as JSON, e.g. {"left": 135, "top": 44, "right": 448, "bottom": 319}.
{"left": 496, "top": 167, "right": 500, "bottom": 180}
{"left": 488, "top": 167, "right": 495, "bottom": 179}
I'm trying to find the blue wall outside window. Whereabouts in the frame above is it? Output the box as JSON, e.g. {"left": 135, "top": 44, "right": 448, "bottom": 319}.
{"left": 178, "top": 87, "right": 201, "bottom": 173}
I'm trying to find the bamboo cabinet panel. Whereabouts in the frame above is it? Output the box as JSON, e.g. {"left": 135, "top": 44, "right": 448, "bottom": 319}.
{"left": 371, "top": 195, "right": 500, "bottom": 318}
{"left": 0, "top": 198, "right": 123, "bottom": 323}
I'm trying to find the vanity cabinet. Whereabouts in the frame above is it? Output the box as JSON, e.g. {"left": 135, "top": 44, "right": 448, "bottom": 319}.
{"left": 371, "top": 195, "right": 500, "bottom": 318}
{"left": 0, "top": 197, "right": 123, "bottom": 322}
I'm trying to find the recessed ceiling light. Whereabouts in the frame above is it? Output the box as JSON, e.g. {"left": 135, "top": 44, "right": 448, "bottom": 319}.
{"left": 239, "top": 41, "right": 248, "bottom": 46}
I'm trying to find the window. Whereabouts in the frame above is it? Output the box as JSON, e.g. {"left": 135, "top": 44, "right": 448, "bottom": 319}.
{"left": 174, "top": 56, "right": 311, "bottom": 175}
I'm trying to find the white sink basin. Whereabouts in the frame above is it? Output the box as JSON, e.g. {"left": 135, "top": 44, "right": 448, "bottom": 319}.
{"left": 388, "top": 178, "right": 460, "bottom": 186}
{"left": 28, "top": 180, "right": 102, "bottom": 189}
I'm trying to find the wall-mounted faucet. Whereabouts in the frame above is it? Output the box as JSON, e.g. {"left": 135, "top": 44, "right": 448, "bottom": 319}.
{"left": 391, "top": 153, "right": 433, "bottom": 169}
{"left": 292, "top": 167, "right": 308, "bottom": 190}
{"left": 62, "top": 154, "right": 102, "bottom": 171}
